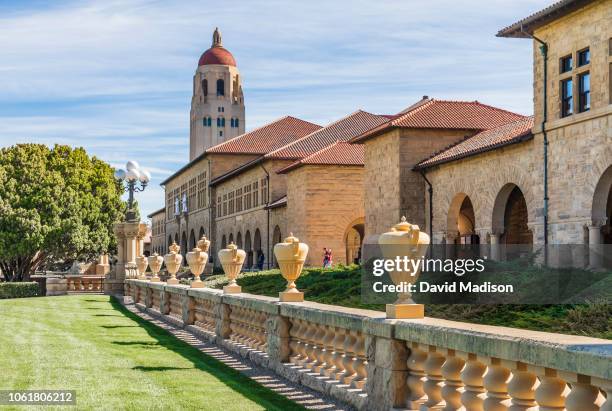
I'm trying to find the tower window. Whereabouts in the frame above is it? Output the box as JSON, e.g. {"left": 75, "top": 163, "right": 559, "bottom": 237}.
{"left": 230, "top": 118, "right": 235, "bottom": 128}
{"left": 561, "top": 78, "right": 573, "bottom": 117}
{"left": 578, "top": 72, "right": 590, "bottom": 112}
{"left": 217, "top": 79, "right": 225, "bottom": 96}
{"left": 235, "top": 118, "right": 239, "bottom": 128}
{"left": 560, "top": 55, "right": 572, "bottom": 73}
{"left": 219, "top": 130, "right": 223, "bottom": 137}
{"left": 202, "top": 79, "right": 208, "bottom": 96}
{"left": 577, "top": 48, "right": 590, "bottom": 66}
{"left": 208, "top": 117, "right": 212, "bottom": 126}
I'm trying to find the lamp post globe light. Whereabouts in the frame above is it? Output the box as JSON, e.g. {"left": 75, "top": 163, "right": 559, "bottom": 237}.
{"left": 115, "top": 161, "right": 151, "bottom": 222}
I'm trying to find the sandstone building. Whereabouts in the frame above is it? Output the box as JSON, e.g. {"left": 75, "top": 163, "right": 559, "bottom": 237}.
{"left": 151, "top": 0, "right": 611, "bottom": 269}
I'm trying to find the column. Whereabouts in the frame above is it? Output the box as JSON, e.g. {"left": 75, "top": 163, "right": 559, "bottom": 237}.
{"left": 490, "top": 231, "right": 501, "bottom": 262}
{"left": 588, "top": 222, "right": 604, "bottom": 270}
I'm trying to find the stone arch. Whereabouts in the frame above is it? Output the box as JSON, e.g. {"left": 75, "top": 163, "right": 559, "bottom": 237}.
{"left": 492, "top": 184, "right": 532, "bottom": 244}
{"left": 221, "top": 234, "right": 227, "bottom": 249}
{"left": 236, "top": 232, "right": 243, "bottom": 249}
{"left": 344, "top": 217, "right": 364, "bottom": 265}
{"left": 446, "top": 193, "right": 479, "bottom": 244}
{"left": 272, "top": 226, "right": 282, "bottom": 268}
{"left": 199, "top": 226, "right": 205, "bottom": 239}
{"left": 245, "top": 230, "right": 252, "bottom": 268}
{"left": 174, "top": 233, "right": 179, "bottom": 244}
{"left": 168, "top": 235, "right": 173, "bottom": 248}
{"left": 591, "top": 165, "right": 612, "bottom": 244}
{"left": 228, "top": 233, "right": 234, "bottom": 245}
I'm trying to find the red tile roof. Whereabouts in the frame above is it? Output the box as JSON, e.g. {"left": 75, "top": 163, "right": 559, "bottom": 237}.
{"left": 497, "top": 0, "right": 593, "bottom": 38}
{"left": 351, "top": 98, "right": 526, "bottom": 143}
{"left": 266, "top": 110, "right": 388, "bottom": 160}
{"left": 278, "top": 141, "right": 364, "bottom": 173}
{"left": 206, "top": 116, "right": 321, "bottom": 155}
{"left": 198, "top": 46, "right": 237, "bottom": 66}
{"left": 415, "top": 116, "right": 534, "bottom": 169}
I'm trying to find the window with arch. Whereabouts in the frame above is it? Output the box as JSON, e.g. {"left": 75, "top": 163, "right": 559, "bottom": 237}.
{"left": 201, "top": 79, "right": 208, "bottom": 96}
{"left": 235, "top": 118, "right": 239, "bottom": 128}
{"left": 230, "top": 118, "right": 235, "bottom": 128}
{"left": 216, "top": 79, "right": 225, "bottom": 96}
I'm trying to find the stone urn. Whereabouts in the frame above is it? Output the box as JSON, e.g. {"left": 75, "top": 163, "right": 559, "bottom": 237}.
{"left": 378, "top": 216, "right": 430, "bottom": 319}
{"left": 274, "top": 233, "right": 308, "bottom": 302}
{"left": 218, "top": 242, "right": 246, "bottom": 294}
{"left": 135, "top": 255, "right": 148, "bottom": 280}
{"left": 148, "top": 253, "right": 164, "bottom": 282}
{"left": 186, "top": 237, "right": 209, "bottom": 288}
{"left": 164, "top": 242, "right": 182, "bottom": 285}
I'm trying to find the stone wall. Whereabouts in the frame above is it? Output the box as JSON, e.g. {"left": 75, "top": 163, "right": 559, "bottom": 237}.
{"left": 363, "top": 128, "right": 473, "bottom": 239}
{"left": 286, "top": 165, "right": 365, "bottom": 265}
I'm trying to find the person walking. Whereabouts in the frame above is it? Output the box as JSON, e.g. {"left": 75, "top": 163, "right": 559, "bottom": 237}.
{"left": 326, "top": 249, "right": 333, "bottom": 268}
{"left": 323, "top": 248, "right": 329, "bottom": 268}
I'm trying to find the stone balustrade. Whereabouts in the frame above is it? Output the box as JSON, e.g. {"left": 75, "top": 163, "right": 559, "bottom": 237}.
{"left": 125, "top": 279, "right": 611, "bottom": 411}
{"left": 66, "top": 275, "right": 105, "bottom": 293}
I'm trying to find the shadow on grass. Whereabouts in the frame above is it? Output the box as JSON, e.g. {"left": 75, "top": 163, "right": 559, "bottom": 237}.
{"left": 101, "top": 325, "right": 139, "bottom": 329}
{"left": 132, "top": 366, "right": 193, "bottom": 372}
{"left": 113, "top": 341, "right": 160, "bottom": 347}
{"left": 94, "top": 314, "right": 123, "bottom": 317}
{"left": 108, "top": 297, "right": 305, "bottom": 411}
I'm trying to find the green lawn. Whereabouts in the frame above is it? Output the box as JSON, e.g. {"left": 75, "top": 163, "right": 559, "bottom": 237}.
{"left": 0, "top": 295, "right": 304, "bottom": 411}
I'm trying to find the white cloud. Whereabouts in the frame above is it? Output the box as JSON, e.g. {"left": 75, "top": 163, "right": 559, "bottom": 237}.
{"left": 0, "top": 0, "right": 546, "bottom": 217}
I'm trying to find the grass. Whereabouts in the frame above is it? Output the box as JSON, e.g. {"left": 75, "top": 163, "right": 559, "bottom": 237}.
{"left": 0, "top": 295, "right": 305, "bottom": 411}
{"left": 203, "top": 265, "right": 612, "bottom": 339}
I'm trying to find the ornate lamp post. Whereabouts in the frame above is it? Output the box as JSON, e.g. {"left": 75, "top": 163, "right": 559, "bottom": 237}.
{"left": 114, "top": 160, "right": 151, "bottom": 223}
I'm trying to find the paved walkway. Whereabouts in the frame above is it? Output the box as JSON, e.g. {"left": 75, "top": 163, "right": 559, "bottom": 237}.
{"left": 123, "top": 301, "right": 352, "bottom": 411}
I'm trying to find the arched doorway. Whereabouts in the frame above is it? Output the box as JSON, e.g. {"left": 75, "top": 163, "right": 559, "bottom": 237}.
{"left": 447, "top": 193, "right": 479, "bottom": 244}
{"left": 168, "top": 235, "right": 173, "bottom": 248}
{"left": 199, "top": 226, "right": 205, "bottom": 240}
{"left": 181, "top": 232, "right": 188, "bottom": 259}
{"left": 254, "top": 229, "right": 262, "bottom": 269}
{"left": 492, "top": 184, "right": 532, "bottom": 244}
{"left": 245, "top": 231, "right": 252, "bottom": 268}
{"left": 236, "top": 232, "right": 243, "bottom": 249}
{"left": 272, "top": 226, "right": 282, "bottom": 267}
{"left": 592, "top": 165, "right": 612, "bottom": 244}
{"left": 221, "top": 235, "right": 227, "bottom": 249}
{"left": 228, "top": 233, "right": 234, "bottom": 245}
{"left": 189, "top": 229, "right": 196, "bottom": 250}
{"left": 345, "top": 218, "right": 364, "bottom": 265}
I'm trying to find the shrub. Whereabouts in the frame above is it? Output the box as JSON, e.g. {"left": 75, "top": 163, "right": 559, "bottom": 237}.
{"left": 0, "top": 282, "right": 41, "bottom": 299}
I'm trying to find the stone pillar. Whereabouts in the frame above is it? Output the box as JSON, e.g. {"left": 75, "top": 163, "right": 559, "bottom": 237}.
{"left": 445, "top": 230, "right": 458, "bottom": 259}
{"left": 365, "top": 336, "right": 408, "bottom": 410}
{"left": 215, "top": 302, "right": 231, "bottom": 343}
{"left": 266, "top": 313, "right": 291, "bottom": 364}
{"left": 588, "top": 221, "right": 604, "bottom": 270}
{"left": 96, "top": 254, "right": 110, "bottom": 275}
{"left": 490, "top": 232, "right": 501, "bottom": 261}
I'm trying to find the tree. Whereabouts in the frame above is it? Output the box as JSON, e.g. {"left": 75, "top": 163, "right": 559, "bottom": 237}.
{"left": 0, "top": 144, "right": 123, "bottom": 281}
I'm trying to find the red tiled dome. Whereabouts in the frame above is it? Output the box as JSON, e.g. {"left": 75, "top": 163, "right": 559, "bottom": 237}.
{"left": 198, "top": 46, "right": 236, "bottom": 67}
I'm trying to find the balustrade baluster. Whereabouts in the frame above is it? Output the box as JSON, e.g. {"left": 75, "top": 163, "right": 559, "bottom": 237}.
{"left": 593, "top": 378, "right": 611, "bottom": 411}
{"left": 421, "top": 345, "right": 446, "bottom": 410}
{"left": 350, "top": 332, "right": 367, "bottom": 390}
{"left": 312, "top": 325, "right": 327, "bottom": 373}
{"left": 341, "top": 330, "right": 357, "bottom": 385}
{"left": 406, "top": 342, "right": 428, "bottom": 409}
{"left": 320, "top": 326, "right": 336, "bottom": 376}
{"left": 460, "top": 354, "right": 486, "bottom": 411}
{"left": 298, "top": 319, "right": 310, "bottom": 366}
{"left": 441, "top": 349, "right": 465, "bottom": 411}
{"left": 564, "top": 373, "right": 603, "bottom": 411}
{"left": 506, "top": 362, "right": 538, "bottom": 411}
{"left": 533, "top": 367, "right": 568, "bottom": 411}
{"left": 289, "top": 319, "right": 302, "bottom": 364}
{"left": 331, "top": 328, "right": 346, "bottom": 380}
{"left": 304, "top": 322, "right": 318, "bottom": 369}
{"left": 483, "top": 358, "right": 511, "bottom": 411}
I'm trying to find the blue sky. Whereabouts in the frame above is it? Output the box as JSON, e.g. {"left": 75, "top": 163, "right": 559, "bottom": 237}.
{"left": 0, "top": 0, "right": 545, "bottom": 219}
